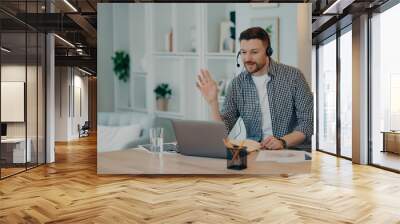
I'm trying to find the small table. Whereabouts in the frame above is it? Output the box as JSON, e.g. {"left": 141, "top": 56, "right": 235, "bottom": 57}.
{"left": 381, "top": 131, "right": 400, "bottom": 154}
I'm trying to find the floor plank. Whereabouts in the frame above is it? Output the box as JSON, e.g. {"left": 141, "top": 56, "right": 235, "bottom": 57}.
{"left": 1, "top": 134, "right": 400, "bottom": 223}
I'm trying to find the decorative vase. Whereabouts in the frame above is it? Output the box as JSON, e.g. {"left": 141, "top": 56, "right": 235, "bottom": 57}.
{"left": 156, "top": 98, "right": 168, "bottom": 111}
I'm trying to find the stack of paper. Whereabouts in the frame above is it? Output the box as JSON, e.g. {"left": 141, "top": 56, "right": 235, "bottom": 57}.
{"left": 255, "top": 150, "right": 309, "bottom": 163}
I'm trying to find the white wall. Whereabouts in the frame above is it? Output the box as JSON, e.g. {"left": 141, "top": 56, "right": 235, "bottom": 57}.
{"left": 297, "top": 3, "right": 312, "bottom": 85}
{"left": 55, "top": 67, "right": 69, "bottom": 141}
{"left": 236, "top": 3, "right": 312, "bottom": 84}
{"left": 72, "top": 74, "right": 89, "bottom": 138}
{"left": 55, "top": 67, "right": 89, "bottom": 141}
{"left": 46, "top": 4, "right": 56, "bottom": 163}
{"left": 1, "top": 63, "right": 46, "bottom": 163}
{"left": 97, "top": 4, "right": 116, "bottom": 112}
{"left": 312, "top": 45, "right": 316, "bottom": 151}
{"left": 1, "top": 65, "right": 37, "bottom": 137}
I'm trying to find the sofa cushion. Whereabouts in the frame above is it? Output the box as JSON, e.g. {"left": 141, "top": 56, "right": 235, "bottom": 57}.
{"left": 98, "top": 112, "right": 155, "bottom": 136}
{"left": 98, "top": 123, "right": 141, "bottom": 152}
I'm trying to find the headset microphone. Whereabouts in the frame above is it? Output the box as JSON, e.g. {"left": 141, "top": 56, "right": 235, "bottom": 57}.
{"left": 236, "top": 51, "right": 241, "bottom": 68}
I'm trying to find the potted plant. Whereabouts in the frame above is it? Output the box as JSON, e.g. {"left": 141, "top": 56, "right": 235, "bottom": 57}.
{"left": 111, "top": 51, "right": 130, "bottom": 82}
{"left": 154, "top": 83, "right": 172, "bottom": 111}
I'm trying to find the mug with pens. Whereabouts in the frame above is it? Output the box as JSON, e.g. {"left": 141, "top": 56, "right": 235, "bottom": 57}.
{"left": 223, "top": 138, "right": 248, "bottom": 170}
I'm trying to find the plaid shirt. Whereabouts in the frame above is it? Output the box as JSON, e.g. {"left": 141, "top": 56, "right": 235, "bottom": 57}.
{"left": 221, "top": 59, "right": 313, "bottom": 148}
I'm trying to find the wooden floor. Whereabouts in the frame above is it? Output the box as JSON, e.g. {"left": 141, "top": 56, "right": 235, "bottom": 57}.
{"left": 1, "top": 167, "right": 26, "bottom": 178}
{"left": 1, "top": 134, "right": 400, "bottom": 223}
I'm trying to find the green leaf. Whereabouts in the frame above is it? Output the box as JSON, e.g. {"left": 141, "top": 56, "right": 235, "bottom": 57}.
{"left": 112, "top": 50, "right": 130, "bottom": 82}
{"left": 154, "top": 83, "right": 172, "bottom": 99}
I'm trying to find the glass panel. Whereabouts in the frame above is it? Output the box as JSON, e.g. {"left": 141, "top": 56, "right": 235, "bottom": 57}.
{"left": 371, "top": 3, "right": 400, "bottom": 171}
{"left": 0, "top": 1, "right": 46, "bottom": 178}
{"left": 27, "top": 0, "right": 38, "bottom": 169}
{"left": 318, "top": 36, "right": 337, "bottom": 154}
{"left": 340, "top": 29, "right": 352, "bottom": 158}
{"left": 38, "top": 33, "right": 46, "bottom": 164}
{"left": 1, "top": 31, "right": 27, "bottom": 177}
{"left": 27, "top": 31, "right": 38, "bottom": 169}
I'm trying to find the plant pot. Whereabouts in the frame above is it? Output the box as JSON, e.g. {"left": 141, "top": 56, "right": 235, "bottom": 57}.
{"left": 156, "top": 98, "right": 168, "bottom": 111}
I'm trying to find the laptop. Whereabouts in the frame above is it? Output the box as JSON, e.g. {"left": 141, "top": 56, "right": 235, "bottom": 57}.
{"left": 171, "top": 119, "right": 228, "bottom": 159}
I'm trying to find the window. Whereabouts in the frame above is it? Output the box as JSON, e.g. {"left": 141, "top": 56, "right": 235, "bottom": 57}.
{"left": 371, "top": 3, "right": 400, "bottom": 171}
{"left": 317, "top": 36, "right": 337, "bottom": 154}
{"left": 339, "top": 28, "right": 352, "bottom": 158}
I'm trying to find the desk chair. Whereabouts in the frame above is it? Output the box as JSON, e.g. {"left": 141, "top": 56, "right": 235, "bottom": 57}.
{"left": 78, "top": 121, "right": 90, "bottom": 138}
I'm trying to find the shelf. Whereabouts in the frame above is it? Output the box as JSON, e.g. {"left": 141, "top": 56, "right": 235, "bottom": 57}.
{"left": 206, "top": 52, "right": 236, "bottom": 57}
{"left": 153, "top": 52, "right": 199, "bottom": 57}
{"left": 132, "top": 71, "right": 147, "bottom": 76}
{"left": 132, "top": 108, "right": 148, "bottom": 113}
{"left": 206, "top": 3, "right": 236, "bottom": 54}
{"left": 206, "top": 52, "right": 236, "bottom": 59}
{"left": 175, "top": 3, "right": 199, "bottom": 53}
{"left": 152, "top": 4, "right": 173, "bottom": 52}
{"left": 116, "top": 107, "right": 133, "bottom": 112}
{"left": 154, "top": 110, "right": 183, "bottom": 119}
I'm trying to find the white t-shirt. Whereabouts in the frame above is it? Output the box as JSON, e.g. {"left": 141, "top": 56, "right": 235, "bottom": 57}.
{"left": 252, "top": 73, "right": 273, "bottom": 138}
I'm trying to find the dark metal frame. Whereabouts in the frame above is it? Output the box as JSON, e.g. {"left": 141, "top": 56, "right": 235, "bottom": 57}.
{"left": 315, "top": 22, "right": 353, "bottom": 162}
{"left": 367, "top": 11, "right": 373, "bottom": 166}
{"left": 0, "top": 25, "right": 2, "bottom": 179}
{"left": 316, "top": 0, "right": 400, "bottom": 172}
{"left": 0, "top": 0, "right": 47, "bottom": 180}
{"left": 315, "top": 44, "right": 319, "bottom": 152}
{"left": 367, "top": 1, "right": 400, "bottom": 172}
{"left": 336, "top": 24, "right": 341, "bottom": 158}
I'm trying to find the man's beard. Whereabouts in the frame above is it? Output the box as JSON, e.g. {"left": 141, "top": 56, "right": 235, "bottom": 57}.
{"left": 244, "top": 61, "right": 266, "bottom": 74}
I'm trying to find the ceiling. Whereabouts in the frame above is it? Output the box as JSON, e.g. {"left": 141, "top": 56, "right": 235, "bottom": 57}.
{"left": 0, "top": 0, "right": 392, "bottom": 75}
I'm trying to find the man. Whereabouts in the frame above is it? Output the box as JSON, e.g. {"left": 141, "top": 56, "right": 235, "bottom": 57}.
{"left": 196, "top": 27, "right": 313, "bottom": 150}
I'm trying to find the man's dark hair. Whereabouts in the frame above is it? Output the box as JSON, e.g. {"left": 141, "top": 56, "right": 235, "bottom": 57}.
{"left": 239, "top": 27, "right": 271, "bottom": 48}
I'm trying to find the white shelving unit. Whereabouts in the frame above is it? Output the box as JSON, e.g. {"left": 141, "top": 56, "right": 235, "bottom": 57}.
{"left": 115, "top": 3, "right": 238, "bottom": 121}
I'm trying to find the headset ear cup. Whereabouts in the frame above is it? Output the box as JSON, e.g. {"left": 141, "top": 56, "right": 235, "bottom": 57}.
{"left": 266, "top": 47, "right": 273, "bottom": 57}
{"left": 236, "top": 51, "right": 241, "bottom": 67}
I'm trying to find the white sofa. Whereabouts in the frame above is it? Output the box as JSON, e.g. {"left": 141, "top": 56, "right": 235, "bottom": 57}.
{"left": 97, "top": 112, "right": 176, "bottom": 152}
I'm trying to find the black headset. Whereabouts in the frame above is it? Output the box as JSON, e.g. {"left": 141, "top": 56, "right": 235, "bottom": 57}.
{"left": 236, "top": 29, "right": 273, "bottom": 68}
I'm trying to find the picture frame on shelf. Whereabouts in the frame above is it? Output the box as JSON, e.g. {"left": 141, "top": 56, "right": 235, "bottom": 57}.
{"left": 219, "top": 21, "right": 235, "bottom": 53}
{"left": 250, "top": 17, "right": 279, "bottom": 62}
{"left": 164, "top": 29, "right": 173, "bottom": 52}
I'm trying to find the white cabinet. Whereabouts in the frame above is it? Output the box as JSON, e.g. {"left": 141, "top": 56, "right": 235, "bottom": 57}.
{"left": 1, "top": 138, "right": 32, "bottom": 163}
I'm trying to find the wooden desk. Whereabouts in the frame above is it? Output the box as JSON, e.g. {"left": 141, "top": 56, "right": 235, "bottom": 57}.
{"left": 98, "top": 148, "right": 311, "bottom": 175}
{"left": 382, "top": 131, "right": 400, "bottom": 154}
